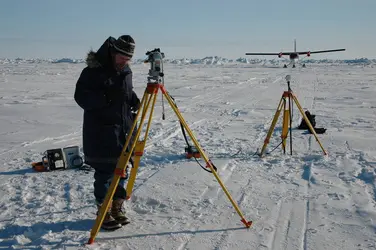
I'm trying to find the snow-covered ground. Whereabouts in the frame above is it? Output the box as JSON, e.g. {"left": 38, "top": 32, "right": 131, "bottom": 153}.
{"left": 0, "top": 61, "right": 375, "bottom": 249}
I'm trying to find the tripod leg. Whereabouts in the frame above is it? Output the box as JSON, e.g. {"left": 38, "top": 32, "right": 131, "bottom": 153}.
{"left": 161, "top": 88, "right": 252, "bottom": 228}
{"left": 260, "top": 96, "right": 285, "bottom": 157}
{"left": 289, "top": 95, "right": 293, "bottom": 155}
{"left": 288, "top": 95, "right": 293, "bottom": 155}
{"left": 126, "top": 91, "right": 159, "bottom": 199}
{"left": 292, "top": 94, "right": 327, "bottom": 155}
{"left": 281, "top": 99, "right": 289, "bottom": 154}
{"left": 87, "top": 89, "right": 156, "bottom": 244}
{"left": 126, "top": 141, "right": 144, "bottom": 199}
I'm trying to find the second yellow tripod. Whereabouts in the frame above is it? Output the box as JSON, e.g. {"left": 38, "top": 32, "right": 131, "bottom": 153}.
{"left": 259, "top": 75, "right": 328, "bottom": 157}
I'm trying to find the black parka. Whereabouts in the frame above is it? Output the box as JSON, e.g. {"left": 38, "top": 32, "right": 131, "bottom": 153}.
{"left": 74, "top": 37, "right": 139, "bottom": 164}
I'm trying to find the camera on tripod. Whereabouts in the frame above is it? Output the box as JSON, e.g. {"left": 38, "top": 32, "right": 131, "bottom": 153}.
{"left": 285, "top": 74, "right": 292, "bottom": 91}
{"left": 285, "top": 75, "right": 291, "bottom": 82}
{"left": 144, "top": 48, "right": 165, "bottom": 82}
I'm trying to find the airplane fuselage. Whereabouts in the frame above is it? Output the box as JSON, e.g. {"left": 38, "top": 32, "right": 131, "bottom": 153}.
{"left": 289, "top": 53, "right": 299, "bottom": 60}
{"left": 289, "top": 53, "right": 299, "bottom": 67}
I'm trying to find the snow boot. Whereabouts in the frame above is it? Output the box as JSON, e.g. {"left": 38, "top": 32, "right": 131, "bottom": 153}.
{"left": 111, "top": 199, "right": 130, "bottom": 225}
{"left": 96, "top": 202, "right": 122, "bottom": 231}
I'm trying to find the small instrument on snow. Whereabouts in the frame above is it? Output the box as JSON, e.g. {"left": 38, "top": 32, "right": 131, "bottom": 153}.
{"left": 31, "top": 146, "right": 83, "bottom": 172}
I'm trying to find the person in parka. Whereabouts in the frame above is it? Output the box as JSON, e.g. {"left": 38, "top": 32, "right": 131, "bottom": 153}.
{"left": 74, "top": 35, "right": 140, "bottom": 230}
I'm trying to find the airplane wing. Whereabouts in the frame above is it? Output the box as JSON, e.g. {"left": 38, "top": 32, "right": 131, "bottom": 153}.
{"left": 297, "top": 49, "right": 345, "bottom": 55}
{"left": 245, "top": 52, "right": 295, "bottom": 55}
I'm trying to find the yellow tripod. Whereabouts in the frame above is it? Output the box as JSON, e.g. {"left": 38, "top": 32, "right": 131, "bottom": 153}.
{"left": 259, "top": 75, "right": 327, "bottom": 157}
{"left": 87, "top": 51, "right": 252, "bottom": 244}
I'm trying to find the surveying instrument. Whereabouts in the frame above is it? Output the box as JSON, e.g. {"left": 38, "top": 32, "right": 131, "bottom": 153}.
{"left": 258, "top": 75, "right": 327, "bottom": 157}
{"left": 87, "top": 48, "right": 252, "bottom": 244}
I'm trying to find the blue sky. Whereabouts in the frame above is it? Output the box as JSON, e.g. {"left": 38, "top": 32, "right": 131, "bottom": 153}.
{"left": 0, "top": 0, "right": 375, "bottom": 59}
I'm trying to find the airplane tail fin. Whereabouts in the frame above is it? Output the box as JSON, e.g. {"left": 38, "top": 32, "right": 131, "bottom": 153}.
{"left": 294, "top": 39, "right": 296, "bottom": 52}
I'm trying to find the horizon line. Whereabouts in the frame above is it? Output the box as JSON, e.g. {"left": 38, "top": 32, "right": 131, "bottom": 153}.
{"left": 0, "top": 56, "right": 374, "bottom": 61}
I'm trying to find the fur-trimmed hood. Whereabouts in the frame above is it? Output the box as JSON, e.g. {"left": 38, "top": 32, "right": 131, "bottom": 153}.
{"left": 85, "top": 50, "right": 132, "bottom": 73}
{"left": 85, "top": 51, "right": 101, "bottom": 68}
{"left": 84, "top": 37, "right": 132, "bottom": 73}
{"left": 85, "top": 36, "right": 116, "bottom": 69}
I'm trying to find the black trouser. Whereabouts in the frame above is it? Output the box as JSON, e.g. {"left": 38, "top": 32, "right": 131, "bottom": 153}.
{"left": 91, "top": 163, "right": 128, "bottom": 204}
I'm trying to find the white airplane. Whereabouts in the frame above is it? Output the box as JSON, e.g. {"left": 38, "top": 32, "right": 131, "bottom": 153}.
{"left": 245, "top": 39, "right": 346, "bottom": 68}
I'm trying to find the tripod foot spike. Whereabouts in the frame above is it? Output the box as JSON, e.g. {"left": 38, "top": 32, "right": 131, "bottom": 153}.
{"left": 87, "top": 238, "right": 94, "bottom": 245}
{"left": 241, "top": 218, "right": 253, "bottom": 228}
